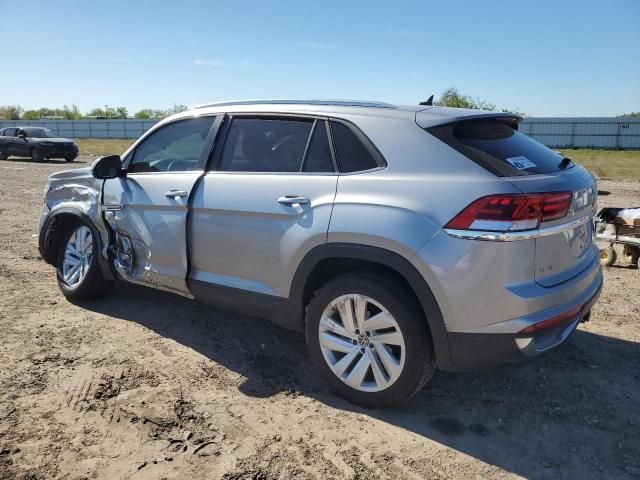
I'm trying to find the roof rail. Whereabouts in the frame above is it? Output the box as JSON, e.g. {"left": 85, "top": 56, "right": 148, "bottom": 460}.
{"left": 190, "top": 99, "right": 397, "bottom": 110}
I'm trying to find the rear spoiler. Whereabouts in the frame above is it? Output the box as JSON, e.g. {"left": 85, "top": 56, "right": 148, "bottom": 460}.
{"left": 415, "top": 108, "right": 523, "bottom": 129}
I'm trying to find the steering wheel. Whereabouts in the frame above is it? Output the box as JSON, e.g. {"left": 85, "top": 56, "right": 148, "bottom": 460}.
{"left": 167, "top": 159, "right": 194, "bottom": 171}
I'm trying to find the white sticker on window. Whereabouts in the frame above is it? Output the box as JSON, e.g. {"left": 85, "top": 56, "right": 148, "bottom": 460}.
{"left": 505, "top": 156, "right": 536, "bottom": 170}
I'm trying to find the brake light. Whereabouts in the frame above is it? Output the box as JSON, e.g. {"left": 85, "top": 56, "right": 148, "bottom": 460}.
{"left": 445, "top": 192, "right": 572, "bottom": 232}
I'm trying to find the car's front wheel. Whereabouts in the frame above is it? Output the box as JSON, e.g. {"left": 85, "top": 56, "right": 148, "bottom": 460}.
{"left": 0, "top": 147, "right": 7, "bottom": 160}
{"left": 305, "top": 272, "right": 435, "bottom": 408}
{"left": 56, "top": 220, "right": 112, "bottom": 299}
{"left": 65, "top": 156, "right": 76, "bottom": 163}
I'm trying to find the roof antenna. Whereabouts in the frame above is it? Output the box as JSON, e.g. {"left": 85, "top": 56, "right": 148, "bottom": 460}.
{"left": 419, "top": 95, "right": 434, "bottom": 106}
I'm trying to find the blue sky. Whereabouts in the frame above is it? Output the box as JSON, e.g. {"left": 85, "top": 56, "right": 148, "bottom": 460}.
{"left": 2, "top": 0, "right": 639, "bottom": 116}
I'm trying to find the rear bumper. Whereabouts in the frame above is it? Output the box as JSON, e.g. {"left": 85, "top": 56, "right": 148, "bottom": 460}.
{"left": 445, "top": 277, "right": 602, "bottom": 371}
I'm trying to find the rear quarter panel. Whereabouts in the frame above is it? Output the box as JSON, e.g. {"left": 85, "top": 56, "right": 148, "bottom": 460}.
{"left": 328, "top": 116, "right": 522, "bottom": 254}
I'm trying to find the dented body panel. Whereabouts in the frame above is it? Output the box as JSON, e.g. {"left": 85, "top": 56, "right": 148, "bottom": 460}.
{"left": 102, "top": 172, "right": 201, "bottom": 297}
{"left": 38, "top": 167, "right": 111, "bottom": 264}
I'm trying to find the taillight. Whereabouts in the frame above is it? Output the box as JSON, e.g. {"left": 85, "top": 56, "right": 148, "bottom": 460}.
{"left": 445, "top": 192, "right": 572, "bottom": 232}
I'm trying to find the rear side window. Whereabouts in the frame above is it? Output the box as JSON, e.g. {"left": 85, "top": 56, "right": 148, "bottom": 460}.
{"left": 428, "top": 120, "right": 569, "bottom": 176}
{"left": 4, "top": 128, "right": 15, "bottom": 137}
{"left": 219, "top": 118, "right": 309, "bottom": 172}
{"left": 330, "top": 121, "right": 381, "bottom": 173}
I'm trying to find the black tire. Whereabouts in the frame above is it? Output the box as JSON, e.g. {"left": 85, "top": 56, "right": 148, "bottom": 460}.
{"left": 31, "top": 148, "right": 44, "bottom": 162}
{"left": 305, "top": 272, "right": 435, "bottom": 408}
{"left": 56, "top": 219, "right": 113, "bottom": 299}
{"left": 65, "top": 156, "right": 76, "bottom": 163}
{"left": 0, "top": 148, "right": 7, "bottom": 160}
{"left": 599, "top": 246, "right": 616, "bottom": 267}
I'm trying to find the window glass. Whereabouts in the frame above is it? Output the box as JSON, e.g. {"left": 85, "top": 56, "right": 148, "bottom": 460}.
{"left": 129, "top": 117, "right": 214, "bottom": 173}
{"left": 4, "top": 128, "right": 15, "bottom": 137}
{"left": 330, "top": 121, "right": 379, "bottom": 172}
{"left": 428, "top": 120, "right": 570, "bottom": 176}
{"left": 22, "top": 127, "right": 57, "bottom": 138}
{"left": 219, "top": 118, "right": 313, "bottom": 172}
{"left": 302, "top": 121, "right": 335, "bottom": 172}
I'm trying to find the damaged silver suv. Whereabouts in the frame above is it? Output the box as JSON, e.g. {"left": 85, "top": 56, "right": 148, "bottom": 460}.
{"left": 38, "top": 100, "right": 602, "bottom": 407}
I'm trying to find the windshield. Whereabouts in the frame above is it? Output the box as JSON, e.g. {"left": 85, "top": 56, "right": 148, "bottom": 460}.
{"left": 23, "top": 128, "right": 58, "bottom": 138}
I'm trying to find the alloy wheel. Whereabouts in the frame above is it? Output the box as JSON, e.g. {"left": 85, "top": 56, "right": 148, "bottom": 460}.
{"left": 62, "top": 226, "right": 93, "bottom": 287}
{"left": 318, "top": 294, "right": 406, "bottom": 392}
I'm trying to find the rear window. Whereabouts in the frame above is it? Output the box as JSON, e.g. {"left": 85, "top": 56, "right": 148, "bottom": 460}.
{"left": 330, "top": 121, "right": 382, "bottom": 173}
{"left": 428, "top": 120, "right": 570, "bottom": 176}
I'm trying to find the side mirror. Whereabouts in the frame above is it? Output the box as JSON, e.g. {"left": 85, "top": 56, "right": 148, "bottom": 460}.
{"left": 92, "top": 155, "right": 123, "bottom": 179}
{"left": 18, "top": 133, "right": 26, "bottom": 140}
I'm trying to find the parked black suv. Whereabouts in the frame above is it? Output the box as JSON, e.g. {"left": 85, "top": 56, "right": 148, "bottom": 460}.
{"left": 0, "top": 127, "right": 78, "bottom": 162}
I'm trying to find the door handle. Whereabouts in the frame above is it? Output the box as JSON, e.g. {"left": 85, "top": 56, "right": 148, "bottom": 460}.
{"left": 278, "top": 195, "right": 309, "bottom": 206}
{"left": 165, "top": 189, "right": 188, "bottom": 199}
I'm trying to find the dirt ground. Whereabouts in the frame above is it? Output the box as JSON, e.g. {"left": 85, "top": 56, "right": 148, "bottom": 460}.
{"left": 1, "top": 156, "right": 639, "bottom": 480}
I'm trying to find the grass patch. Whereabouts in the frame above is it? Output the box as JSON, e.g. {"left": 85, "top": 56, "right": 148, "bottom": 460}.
{"left": 75, "top": 138, "right": 134, "bottom": 157}
{"left": 560, "top": 149, "right": 640, "bottom": 181}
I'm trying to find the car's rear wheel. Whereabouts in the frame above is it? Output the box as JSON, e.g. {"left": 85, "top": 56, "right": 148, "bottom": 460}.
{"left": 31, "top": 148, "right": 44, "bottom": 162}
{"left": 56, "top": 220, "right": 112, "bottom": 299}
{"left": 599, "top": 245, "right": 616, "bottom": 267}
{"left": 305, "top": 272, "right": 435, "bottom": 408}
{"left": 65, "top": 156, "right": 76, "bottom": 163}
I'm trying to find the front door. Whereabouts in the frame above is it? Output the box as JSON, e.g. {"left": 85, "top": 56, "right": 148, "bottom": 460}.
{"left": 102, "top": 115, "right": 219, "bottom": 296}
{"left": 189, "top": 116, "right": 338, "bottom": 299}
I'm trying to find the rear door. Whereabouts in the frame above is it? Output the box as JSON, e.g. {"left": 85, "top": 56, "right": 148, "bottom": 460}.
{"left": 189, "top": 115, "right": 338, "bottom": 298}
{"left": 102, "top": 115, "right": 219, "bottom": 296}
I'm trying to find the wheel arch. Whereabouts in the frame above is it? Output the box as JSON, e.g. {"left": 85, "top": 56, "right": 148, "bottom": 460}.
{"left": 39, "top": 207, "right": 115, "bottom": 280}
{"left": 291, "top": 243, "right": 452, "bottom": 369}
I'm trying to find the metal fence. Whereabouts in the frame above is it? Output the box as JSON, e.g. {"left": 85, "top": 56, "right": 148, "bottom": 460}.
{"left": 1, "top": 117, "right": 639, "bottom": 149}
{"left": 519, "top": 117, "right": 640, "bottom": 149}
{"left": 0, "top": 119, "right": 158, "bottom": 139}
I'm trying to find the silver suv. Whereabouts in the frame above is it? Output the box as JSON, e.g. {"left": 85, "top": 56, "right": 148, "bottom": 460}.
{"left": 38, "top": 100, "right": 602, "bottom": 407}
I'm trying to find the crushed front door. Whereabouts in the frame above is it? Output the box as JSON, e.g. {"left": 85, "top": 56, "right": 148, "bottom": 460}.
{"left": 101, "top": 115, "right": 219, "bottom": 296}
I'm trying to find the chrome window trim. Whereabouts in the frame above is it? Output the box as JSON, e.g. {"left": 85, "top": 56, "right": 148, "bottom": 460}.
{"left": 444, "top": 215, "right": 592, "bottom": 242}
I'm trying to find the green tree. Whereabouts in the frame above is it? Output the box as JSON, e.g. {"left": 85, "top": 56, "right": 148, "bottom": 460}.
{"left": 22, "top": 110, "right": 41, "bottom": 120}
{"left": 619, "top": 112, "right": 640, "bottom": 117}
{"left": 115, "top": 106, "right": 128, "bottom": 119}
{"left": 168, "top": 104, "right": 188, "bottom": 115}
{"left": 38, "top": 107, "right": 56, "bottom": 118}
{"left": 0, "top": 105, "right": 24, "bottom": 120}
{"left": 433, "top": 87, "right": 524, "bottom": 115}
{"left": 88, "top": 107, "right": 106, "bottom": 118}
{"left": 61, "top": 104, "right": 82, "bottom": 120}
{"left": 134, "top": 109, "right": 152, "bottom": 119}
{"left": 435, "top": 87, "right": 496, "bottom": 110}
